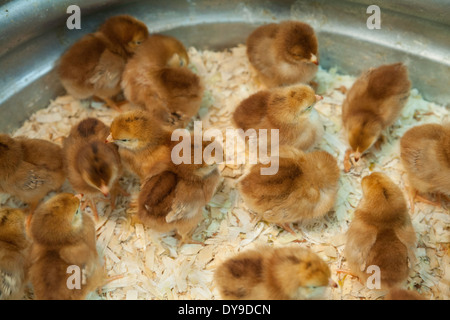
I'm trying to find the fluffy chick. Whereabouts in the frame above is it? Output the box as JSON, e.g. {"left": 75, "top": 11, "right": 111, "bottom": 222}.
{"left": 63, "top": 118, "right": 123, "bottom": 220}
{"left": 385, "top": 288, "right": 425, "bottom": 300}
{"left": 58, "top": 15, "right": 149, "bottom": 111}
{"left": 232, "top": 84, "right": 323, "bottom": 151}
{"left": 344, "top": 172, "right": 417, "bottom": 290}
{"left": 400, "top": 123, "right": 450, "bottom": 211}
{"left": 0, "top": 208, "right": 31, "bottom": 300}
{"left": 106, "top": 110, "right": 173, "bottom": 181}
{"left": 28, "top": 193, "right": 104, "bottom": 300}
{"left": 135, "top": 138, "right": 221, "bottom": 245}
{"left": 246, "top": 20, "right": 319, "bottom": 88}
{"left": 214, "top": 246, "right": 334, "bottom": 300}
{"left": 121, "top": 34, "right": 203, "bottom": 127}
{"left": 0, "top": 134, "right": 66, "bottom": 213}
{"left": 342, "top": 63, "right": 411, "bottom": 171}
{"left": 238, "top": 146, "right": 340, "bottom": 234}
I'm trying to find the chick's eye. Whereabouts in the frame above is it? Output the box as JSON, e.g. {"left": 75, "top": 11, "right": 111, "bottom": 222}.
{"left": 120, "top": 139, "right": 130, "bottom": 142}
{"left": 135, "top": 41, "right": 142, "bottom": 45}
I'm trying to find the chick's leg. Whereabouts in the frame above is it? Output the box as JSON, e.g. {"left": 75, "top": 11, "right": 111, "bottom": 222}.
{"left": 176, "top": 214, "right": 204, "bottom": 247}
{"left": 25, "top": 200, "right": 40, "bottom": 231}
{"left": 277, "top": 223, "right": 297, "bottom": 236}
{"left": 407, "top": 186, "right": 441, "bottom": 212}
{"left": 110, "top": 183, "right": 130, "bottom": 211}
{"left": 93, "top": 96, "right": 122, "bottom": 112}
{"left": 336, "top": 269, "right": 359, "bottom": 278}
{"left": 343, "top": 148, "right": 353, "bottom": 173}
{"left": 81, "top": 195, "right": 99, "bottom": 221}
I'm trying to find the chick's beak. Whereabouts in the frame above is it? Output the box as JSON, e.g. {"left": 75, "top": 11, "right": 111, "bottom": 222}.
{"left": 310, "top": 54, "right": 319, "bottom": 65}
{"left": 329, "top": 279, "right": 338, "bottom": 288}
{"left": 315, "top": 94, "right": 323, "bottom": 101}
{"left": 100, "top": 184, "right": 110, "bottom": 197}
{"left": 74, "top": 193, "right": 83, "bottom": 201}
{"left": 353, "top": 150, "right": 362, "bottom": 162}
{"left": 105, "top": 133, "right": 114, "bottom": 144}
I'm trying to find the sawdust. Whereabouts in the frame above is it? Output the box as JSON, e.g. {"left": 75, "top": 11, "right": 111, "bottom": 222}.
{"left": 2, "top": 44, "right": 449, "bottom": 300}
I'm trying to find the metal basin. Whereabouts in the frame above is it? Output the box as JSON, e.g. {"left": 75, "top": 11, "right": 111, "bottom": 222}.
{"left": 0, "top": 0, "right": 449, "bottom": 133}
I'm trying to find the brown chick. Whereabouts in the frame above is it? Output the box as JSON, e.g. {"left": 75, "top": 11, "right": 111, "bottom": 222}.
{"left": 400, "top": 123, "right": 450, "bottom": 211}
{"left": 135, "top": 137, "right": 221, "bottom": 246}
{"left": 232, "top": 84, "right": 323, "bottom": 151}
{"left": 342, "top": 63, "right": 411, "bottom": 171}
{"left": 214, "top": 245, "right": 335, "bottom": 300}
{"left": 63, "top": 118, "right": 124, "bottom": 221}
{"left": 28, "top": 193, "right": 104, "bottom": 300}
{"left": 385, "top": 288, "right": 425, "bottom": 300}
{"left": 246, "top": 20, "right": 319, "bottom": 88}
{"left": 121, "top": 34, "right": 203, "bottom": 127}
{"left": 344, "top": 172, "right": 417, "bottom": 290}
{"left": 0, "top": 208, "right": 31, "bottom": 300}
{"left": 0, "top": 134, "right": 66, "bottom": 214}
{"left": 58, "top": 15, "right": 149, "bottom": 111}
{"left": 238, "top": 146, "right": 340, "bottom": 234}
{"left": 106, "top": 110, "right": 173, "bottom": 181}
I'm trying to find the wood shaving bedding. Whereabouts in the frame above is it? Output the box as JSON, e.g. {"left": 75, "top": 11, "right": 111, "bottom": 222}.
{"left": 3, "top": 44, "right": 449, "bottom": 300}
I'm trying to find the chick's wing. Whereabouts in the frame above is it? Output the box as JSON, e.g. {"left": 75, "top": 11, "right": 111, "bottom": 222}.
{"left": 89, "top": 49, "right": 125, "bottom": 89}
{"left": 346, "top": 217, "right": 378, "bottom": 271}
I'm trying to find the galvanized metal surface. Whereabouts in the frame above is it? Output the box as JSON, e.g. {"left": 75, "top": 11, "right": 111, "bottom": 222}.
{"left": 0, "top": 0, "right": 449, "bottom": 133}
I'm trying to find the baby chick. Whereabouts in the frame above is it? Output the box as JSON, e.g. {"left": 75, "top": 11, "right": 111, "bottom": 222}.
{"left": 135, "top": 138, "right": 221, "bottom": 245}
{"left": 28, "top": 193, "right": 104, "bottom": 300}
{"left": 238, "top": 146, "right": 340, "bottom": 234}
{"left": 63, "top": 118, "right": 123, "bottom": 220}
{"left": 342, "top": 63, "right": 411, "bottom": 171}
{"left": 0, "top": 208, "right": 31, "bottom": 300}
{"left": 58, "top": 15, "right": 149, "bottom": 111}
{"left": 121, "top": 34, "right": 203, "bottom": 127}
{"left": 214, "top": 246, "right": 335, "bottom": 300}
{"left": 0, "top": 134, "right": 66, "bottom": 214}
{"left": 246, "top": 20, "right": 319, "bottom": 88}
{"left": 106, "top": 110, "right": 173, "bottom": 181}
{"left": 400, "top": 123, "right": 450, "bottom": 211}
{"left": 232, "top": 84, "right": 323, "bottom": 151}
{"left": 344, "top": 172, "right": 417, "bottom": 290}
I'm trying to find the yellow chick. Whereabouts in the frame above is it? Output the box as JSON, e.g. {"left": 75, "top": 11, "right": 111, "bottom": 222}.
{"left": 0, "top": 134, "right": 66, "bottom": 214}
{"left": 0, "top": 208, "right": 31, "bottom": 300}
{"left": 246, "top": 20, "right": 319, "bottom": 88}
{"left": 58, "top": 15, "right": 149, "bottom": 111}
{"left": 342, "top": 63, "right": 411, "bottom": 171}
{"left": 214, "top": 245, "right": 335, "bottom": 300}
{"left": 28, "top": 193, "right": 104, "bottom": 300}
{"left": 232, "top": 84, "right": 323, "bottom": 151}
{"left": 400, "top": 123, "right": 450, "bottom": 211}
{"left": 344, "top": 172, "right": 417, "bottom": 290}
{"left": 63, "top": 118, "right": 124, "bottom": 220}
{"left": 238, "top": 146, "right": 340, "bottom": 234}
{"left": 135, "top": 138, "right": 221, "bottom": 245}
{"left": 121, "top": 34, "right": 203, "bottom": 127}
{"left": 106, "top": 110, "right": 173, "bottom": 181}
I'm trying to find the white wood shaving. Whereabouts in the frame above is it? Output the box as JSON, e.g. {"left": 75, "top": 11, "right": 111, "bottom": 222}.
{"left": 3, "top": 44, "right": 449, "bottom": 300}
